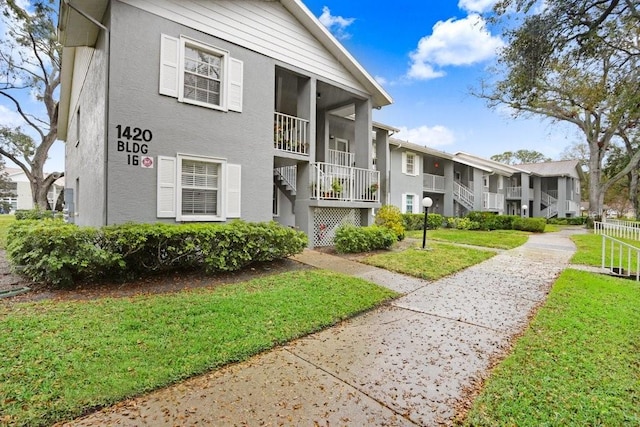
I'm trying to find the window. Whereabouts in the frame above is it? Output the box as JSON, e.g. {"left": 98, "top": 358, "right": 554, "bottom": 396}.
{"left": 402, "top": 152, "right": 418, "bottom": 176}
{"left": 157, "top": 154, "right": 241, "bottom": 221}
{"left": 402, "top": 193, "right": 417, "bottom": 214}
{"left": 160, "top": 34, "right": 243, "bottom": 112}
{"left": 483, "top": 175, "right": 489, "bottom": 188}
{"left": 273, "top": 184, "right": 279, "bottom": 216}
{"left": 180, "top": 157, "right": 221, "bottom": 219}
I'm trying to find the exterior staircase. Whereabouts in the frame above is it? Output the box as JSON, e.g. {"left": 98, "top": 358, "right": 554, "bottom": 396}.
{"left": 274, "top": 166, "right": 297, "bottom": 204}
{"left": 540, "top": 190, "right": 558, "bottom": 218}
{"left": 453, "top": 182, "right": 474, "bottom": 211}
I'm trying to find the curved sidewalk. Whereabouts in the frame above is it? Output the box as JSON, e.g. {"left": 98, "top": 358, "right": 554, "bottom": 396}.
{"left": 66, "top": 229, "right": 580, "bottom": 426}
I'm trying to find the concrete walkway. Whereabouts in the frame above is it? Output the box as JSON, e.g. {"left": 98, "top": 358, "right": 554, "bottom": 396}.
{"left": 65, "top": 228, "right": 583, "bottom": 426}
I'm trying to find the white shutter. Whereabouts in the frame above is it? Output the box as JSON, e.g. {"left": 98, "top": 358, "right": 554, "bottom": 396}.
{"left": 228, "top": 57, "right": 243, "bottom": 112}
{"left": 413, "top": 194, "right": 420, "bottom": 214}
{"left": 401, "top": 152, "right": 407, "bottom": 174}
{"left": 157, "top": 156, "right": 177, "bottom": 217}
{"left": 159, "top": 34, "right": 179, "bottom": 97}
{"left": 226, "top": 163, "right": 241, "bottom": 218}
{"left": 414, "top": 156, "right": 421, "bottom": 176}
{"left": 401, "top": 193, "right": 407, "bottom": 214}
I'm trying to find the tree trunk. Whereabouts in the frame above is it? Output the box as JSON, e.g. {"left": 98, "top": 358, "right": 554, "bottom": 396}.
{"left": 588, "top": 142, "right": 605, "bottom": 216}
{"left": 631, "top": 169, "right": 640, "bottom": 221}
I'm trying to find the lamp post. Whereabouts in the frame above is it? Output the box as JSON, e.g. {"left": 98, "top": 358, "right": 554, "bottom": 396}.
{"left": 522, "top": 204, "right": 528, "bottom": 218}
{"left": 422, "top": 197, "right": 433, "bottom": 249}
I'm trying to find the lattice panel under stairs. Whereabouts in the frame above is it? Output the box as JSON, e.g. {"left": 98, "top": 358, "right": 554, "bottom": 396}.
{"left": 313, "top": 208, "right": 361, "bottom": 247}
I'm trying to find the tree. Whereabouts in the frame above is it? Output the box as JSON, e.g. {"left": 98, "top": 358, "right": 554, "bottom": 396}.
{"left": 482, "top": 0, "right": 640, "bottom": 216}
{"left": 0, "top": 0, "right": 63, "bottom": 209}
{"left": 490, "top": 149, "right": 550, "bottom": 165}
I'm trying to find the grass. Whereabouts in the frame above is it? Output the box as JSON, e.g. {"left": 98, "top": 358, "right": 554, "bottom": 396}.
{"left": 0, "top": 214, "right": 15, "bottom": 249}
{"left": 406, "top": 228, "right": 529, "bottom": 250}
{"left": 0, "top": 270, "right": 398, "bottom": 426}
{"left": 463, "top": 269, "right": 640, "bottom": 426}
{"left": 362, "top": 241, "right": 496, "bottom": 280}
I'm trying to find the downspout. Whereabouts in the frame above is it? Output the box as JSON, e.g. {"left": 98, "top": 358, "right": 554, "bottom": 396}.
{"left": 63, "top": 0, "right": 110, "bottom": 225}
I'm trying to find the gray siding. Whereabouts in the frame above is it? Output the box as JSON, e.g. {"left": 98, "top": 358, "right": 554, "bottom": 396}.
{"left": 389, "top": 148, "right": 423, "bottom": 212}
{"left": 65, "top": 21, "right": 109, "bottom": 226}
{"left": 105, "top": 2, "right": 274, "bottom": 224}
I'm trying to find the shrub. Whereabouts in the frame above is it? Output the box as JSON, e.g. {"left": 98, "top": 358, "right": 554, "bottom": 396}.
{"left": 402, "top": 213, "right": 444, "bottom": 231}
{"left": 375, "top": 205, "right": 405, "bottom": 240}
{"left": 512, "top": 217, "right": 546, "bottom": 232}
{"left": 447, "top": 217, "right": 481, "bottom": 230}
{"left": 14, "top": 209, "right": 55, "bottom": 220}
{"left": 334, "top": 225, "right": 396, "bottom": 253}
{"left": 488, "top": 215, "right": 518, "bottom": 230}
{"left": 7, "top": 220, "right": 308, "bottom": 287}
{"left": 466, "top": 211, "right": 494, "bottom": 230}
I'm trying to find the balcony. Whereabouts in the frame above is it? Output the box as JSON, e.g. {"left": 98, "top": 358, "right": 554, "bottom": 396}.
{"left": 311, "top": 162, "right": 379, "bottom": 202}
{"left": 483, "top": 192, "right": 504, "bottom": 211}
{"left": 506, "top": 186, "right": 522, "bottom": 199}
{"left": 274, "top": 112, "right": 309, "bottom": 155}
{"left": 423, "top": 173, "right": 445, "bottom": 192}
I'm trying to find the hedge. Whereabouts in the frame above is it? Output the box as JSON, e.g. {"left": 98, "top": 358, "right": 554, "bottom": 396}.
{"left": 402, "top": 213, "right": 444, "bottom": 231}
{"left": 512, "top": 217, "right": 546, "bottom": 232}
{"left": 334, "top": 224, "right": 396, "bottom": 253}
{"left": 7, "top": 220, "right": 307, "bottom": 287}
{"left": 14, "top": 209, "right": 57, "bottom": 220}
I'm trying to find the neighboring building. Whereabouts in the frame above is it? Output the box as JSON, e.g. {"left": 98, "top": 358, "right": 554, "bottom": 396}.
{"left": 387, "top": 141, "right": 584, "bottom": 219}
{"left": 57, "top": 0, "right": 393, "bottom": 247}
{"left": 0, "top": 167, "right": 64, "bottom": 212}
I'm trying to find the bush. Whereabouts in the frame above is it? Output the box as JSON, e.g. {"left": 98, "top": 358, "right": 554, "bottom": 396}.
{"left": 7, "top": 220, "right": 308, "bottom": 287}
{"left": 488, "top": 214, "right": 518, "bottom": 230}
{"left": 334, "top": 225, "right": 396, "bottom": 253}
{"left": 512, "top": 217, "right": 546, "bottom": 232}
{"left": 447, "top": 217, "right": 481, "bottom": 230}
{"left": 375, "top": 205, "right": 405, "bottom": 240}
{"left": 402, "top": 213, "right": 444, "bottom": 231}
{"left": 14, "top": 209, "right": 55, "bottom": 220}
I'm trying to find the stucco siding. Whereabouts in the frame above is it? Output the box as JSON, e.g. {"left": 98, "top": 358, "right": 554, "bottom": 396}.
{"left": 119, "top": 0, "right": 366, "bottom": 94}
{"left": 105, "top": 2, "right": 274, "bottom": 224}
{"left": 389, "top": 148, "right": 423, "bottom": 212}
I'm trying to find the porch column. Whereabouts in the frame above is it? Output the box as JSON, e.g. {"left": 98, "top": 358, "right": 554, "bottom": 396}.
{"left": 473, "top": 168, "right": 483, "bottom": 211}
{"left": 354, "top": 99, "right": 372, "bottom": 169}
{"left": 298, "top": 77, "right": 316, "bottom": 163}
{"left": 294, "top": 163, "right": 314, "bottom": 248}
{"left": 558, "top": 176, "right": 567, "bottom": 218}
{"left": 443, "top": 160, "right": 454, "bottom": 217}
{"left": 521, "top": 173, "right": 530, "bottom": 216}
{"left": 375, "top": 128, "right": 390, "bottom": 205}
{"left": 533, "top": 176, "right": 541, "bottom": 217}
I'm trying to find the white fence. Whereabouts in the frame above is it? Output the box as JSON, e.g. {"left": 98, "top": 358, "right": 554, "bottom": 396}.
{"left": 274, "top": 112, "right": 309, "bottom": 155}
{"left": 594, "top": 221, "right": 640, "bottom": 241}
{"left": 310, "top": 162, "right": 379, "bottom": 202}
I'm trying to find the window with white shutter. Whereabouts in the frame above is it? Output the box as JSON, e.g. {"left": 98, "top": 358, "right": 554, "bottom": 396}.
{"left": 403, "top": 152, "right": 417, "bottom": 176}
{"left": 159, "top": 34, "right": 243, "bottom": 112}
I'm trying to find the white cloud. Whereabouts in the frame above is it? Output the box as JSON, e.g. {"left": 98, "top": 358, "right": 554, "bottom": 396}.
{"left": 458, "top": 0, "right": 497, "bottom": 13}
{"left": 395, "top": 125, "right": 456, "bottom": 147}
{"left": 318, "top": 6, "right": 355, "bottom": 40}
{"left": 374, "top": 75, "right": 388, "bottom": 86}
{"left": 407, "top": 14, "right": 504, "bottom": 80}
{"left": 0, "top": 105, "right": 25, "bottom": 128}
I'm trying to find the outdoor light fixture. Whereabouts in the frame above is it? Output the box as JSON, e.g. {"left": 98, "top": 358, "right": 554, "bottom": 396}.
{"left": 522, "top": 204, "right": 528, "bottom": 217}
{"left": 422, "top": 197, "right": 433, "bottom": 249}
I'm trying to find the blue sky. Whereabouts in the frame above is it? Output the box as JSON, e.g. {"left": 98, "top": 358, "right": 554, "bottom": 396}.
{"left": 304, "top": 0, "right": 578, "bottom": 160}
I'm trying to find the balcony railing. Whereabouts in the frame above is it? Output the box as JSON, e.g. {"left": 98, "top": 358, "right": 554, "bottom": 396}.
{"left": 328, "top": 149, "right": 354, "bottom": 167}
{"left": 506, "top": 186, "right": 522, "bottom": 199}
{"left": 483, "top": 192, "right": 504, "bottom": 211}
{"left": 274, "top": 112, "right": 309, "bottom": 155}
{"left": 423, "top": 173, "right": 445, "bottom": 192}
{"left": 311, "top": 162, "right": 379, "bottom": 202}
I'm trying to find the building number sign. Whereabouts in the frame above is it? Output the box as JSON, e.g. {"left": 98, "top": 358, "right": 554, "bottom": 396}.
{"left": 116, "top": 124, "right": 152, "bottom": 167}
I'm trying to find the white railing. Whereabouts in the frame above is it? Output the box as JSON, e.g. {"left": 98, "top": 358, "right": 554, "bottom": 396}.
{"left": 541, "top": 191, "right": 557, "bottom": 206}
{"left": 604, "top": 218, "right": 640, "bottom": 229}
{"left": 328, "top": 149, "right": 354, "bottom": 167}
{"left": 274, "top": 112, "right": 309, "bottom": 155}
{"left": 594, "top": 221, "right": 640, "bottom": 241}
{"left": 483, "top": 192, "right": 504, "bottom": 211}
{"left": 541, "top": 204, "right": 558, "bottom": 219}
{"left": 423, "top": 173, "right": 445, "bottom": 192}
{"left": 507, "top": 186, "right": 522, "bottom": 199}
{"left": 601, "top": 234, "right": 640, "bottom": 280}
{"left": 546, "top": 190, "right": 558, "bottom": 199}
{"left": 310, "top": 162, "right": 379, "bottom": 202}
{"left": 274, "top": 165, "right": 297, "bottom": 191}
{"left": 454, "top": 182, "right": 474, "bottom": 210}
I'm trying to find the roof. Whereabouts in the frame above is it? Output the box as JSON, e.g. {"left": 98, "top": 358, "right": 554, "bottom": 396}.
{"left": 57, "top": 0, "right": 392, "bottom": 139}
{"left": 453, "top": 152, "right": 529, "bottom": 176}
{"left": 388, "top": 138, "right": 454, "bottom": 160}
{"left": 516, "top": 160, "right": 584, "bottom": 179}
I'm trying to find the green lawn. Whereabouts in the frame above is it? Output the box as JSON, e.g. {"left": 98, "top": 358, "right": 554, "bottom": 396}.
{"left": 463, "top": 269, "right": 640, "bottom": 426}
{"left": 406, "top": 228, "right": 529, "bottom": 250}
{"left": 0, "top": 270, "right": 398, "bottom": 426}
{"left": 363, "top": 241, "right": 496, "bottom": 280}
